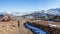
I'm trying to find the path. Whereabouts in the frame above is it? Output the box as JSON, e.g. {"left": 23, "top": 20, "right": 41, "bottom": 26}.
{"left": 0, "top": 19, "right": 33, "bottom": 34}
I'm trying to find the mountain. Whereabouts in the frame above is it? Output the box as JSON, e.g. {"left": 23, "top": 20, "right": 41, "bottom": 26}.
{"left": 46, "top": 8, "right": 60, "bottom": 16}
{"left": 21, "top": 8, "right": 60, "bottom": 22}
{"left": 0, "top": 8, "right": 60, "bottom": 17}
{"left": 33, "top": 8, "right": 60, "bottom": 16}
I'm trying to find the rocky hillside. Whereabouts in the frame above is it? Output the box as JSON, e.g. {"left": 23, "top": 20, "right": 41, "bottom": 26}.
{"left": 21, "top": 8, "right": 60, "bottom": 22}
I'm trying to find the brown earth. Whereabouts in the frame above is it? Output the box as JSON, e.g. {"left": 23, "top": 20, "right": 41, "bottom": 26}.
{"left": 0, "top": 19, "right": 33, "bottom": 34}
{"left": 27, "top": 19, "right": 60, "bottom": 34}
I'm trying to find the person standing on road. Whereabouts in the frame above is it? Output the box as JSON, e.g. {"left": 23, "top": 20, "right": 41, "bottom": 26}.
{"left": 18, "top": 21, "right": 20, "bottom": 27}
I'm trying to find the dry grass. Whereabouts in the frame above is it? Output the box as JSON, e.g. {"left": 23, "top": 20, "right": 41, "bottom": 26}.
{"left": 0, "top": 19, "right": 33, "bottom": 34}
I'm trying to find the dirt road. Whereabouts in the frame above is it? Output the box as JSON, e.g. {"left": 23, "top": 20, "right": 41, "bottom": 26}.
{"left": 18, "top": 19, "right": 33, "bottom": 34}
{"left": 0, "top": 19, "right": 33, "bottom": 34}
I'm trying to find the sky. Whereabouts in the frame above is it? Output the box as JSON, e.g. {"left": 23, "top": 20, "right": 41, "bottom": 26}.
{"left": 0, "top": 0, "right": 60, "bottom": 14}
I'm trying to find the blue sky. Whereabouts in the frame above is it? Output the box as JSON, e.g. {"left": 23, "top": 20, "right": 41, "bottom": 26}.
{"left": 0, "top": 0, "right": 60, "bottom": 13}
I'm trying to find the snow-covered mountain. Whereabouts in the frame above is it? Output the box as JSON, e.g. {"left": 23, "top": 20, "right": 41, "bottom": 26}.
{"left": 34, "top": 8, "right": 60, "bottom": 16}
{"left": 45, "top": 8, "right": 60, "bottom": 16}
{"left": 0, "top": 8, "right": 60, "bottom": 16}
